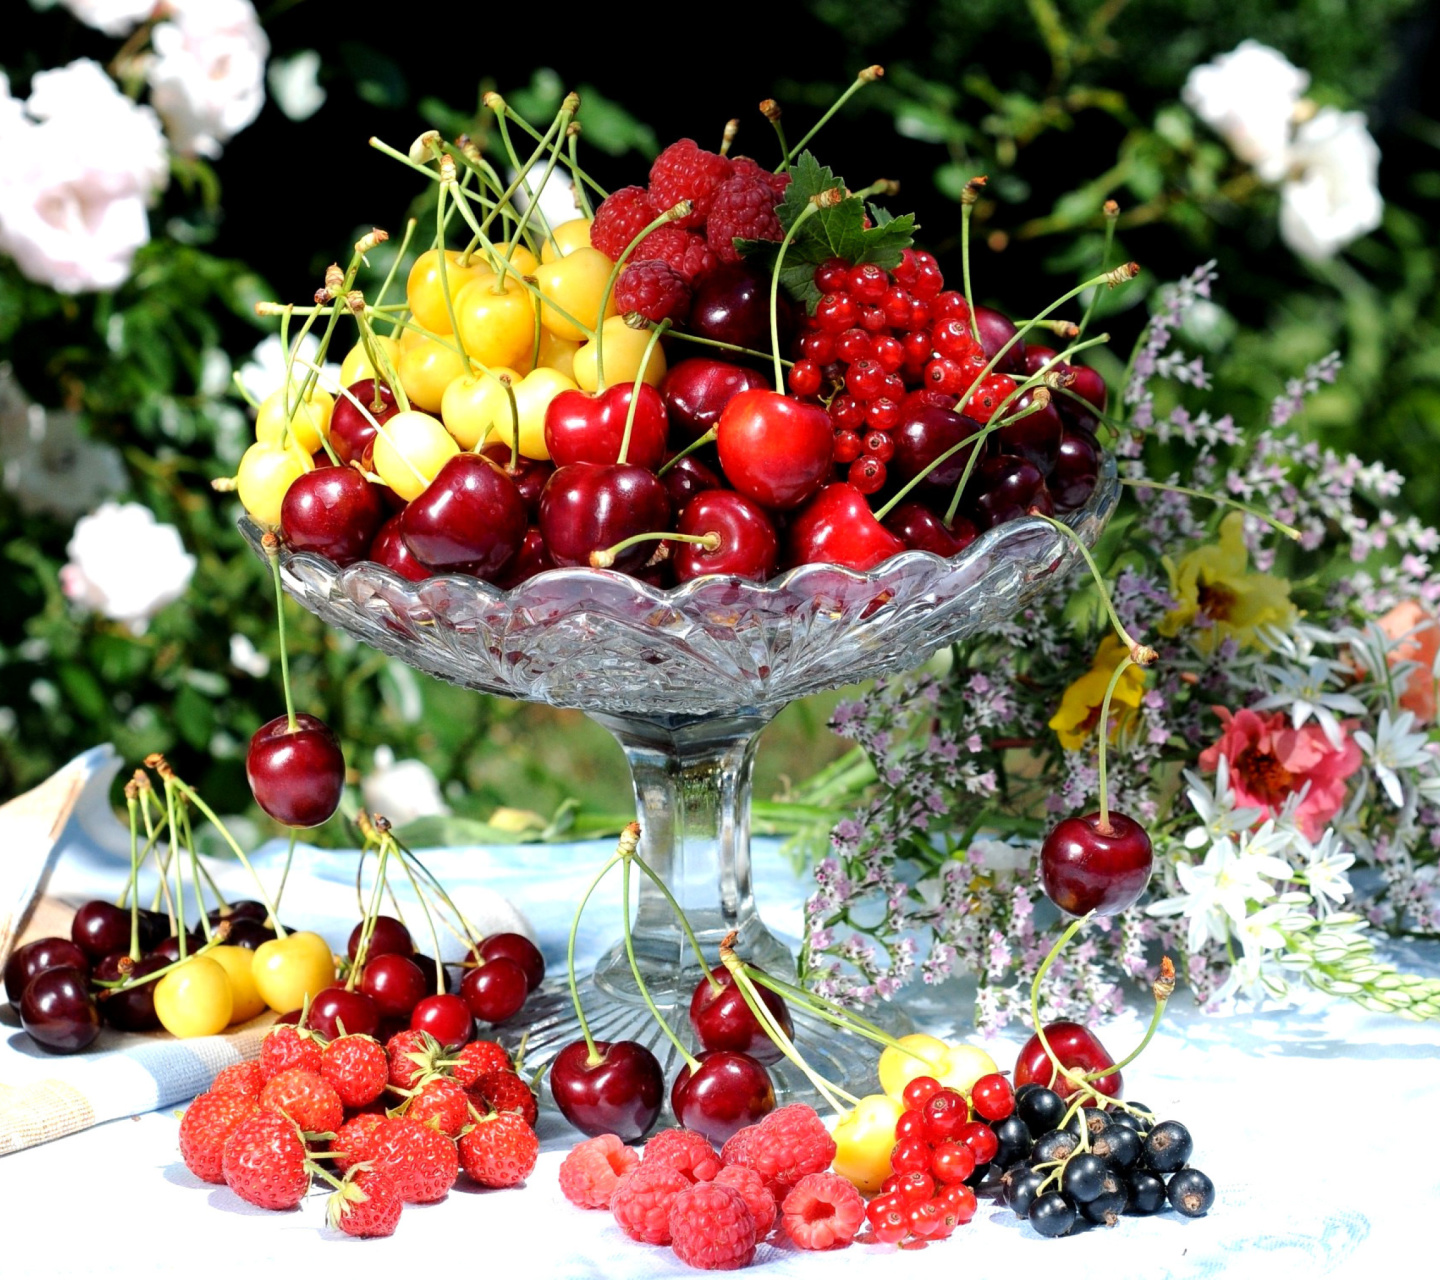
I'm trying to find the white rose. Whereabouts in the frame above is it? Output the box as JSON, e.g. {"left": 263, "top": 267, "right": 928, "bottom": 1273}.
{"left": 147, "top": 0, "right": 268, "bottom": 159}
{"left": 0, "top": 62, "right": 168, "bottom": 293}
{"left": 266, "top": 50, "right": 326, "bottom": 122}
{"left": 362, "top": 747, "right": 451, "bottom": 827}
{"left": 1182, "top": 40, "right": 1309, "bottom": 183}
{"left": 60, "top": 502, "right": 197, "bottom": 631}
{"left": 55, "top": 1, "right": 157, "bottom": 36}
{"left": 1278, "top": 108, "right": 1384, "bottom": 262}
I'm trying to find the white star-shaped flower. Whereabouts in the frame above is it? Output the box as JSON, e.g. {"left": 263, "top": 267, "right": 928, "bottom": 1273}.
{"left": 1353, "top": 708, "right": 1432, "bottom": 807}
{"left": 1181, "top": 758, "right": 1263, "bottom": 852}
{"left": 1292, "top": 828, "right": 1355, "bottom": 912}
{"left": 1250, "top": 657, "right": 1369, "bottom": 748}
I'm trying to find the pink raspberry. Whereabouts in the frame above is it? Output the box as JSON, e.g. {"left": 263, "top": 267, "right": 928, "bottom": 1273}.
{"left": 642, "top": 1127, "right": 721, "bottom": 1183}
{"left": 781, "top": 1172, "right": 866, "bottom": 1250}
{"left": 714, "top": 1164, "right": 777, "bottom": 1236}
{"left": 720, "top": 1124, "right": 757, "bottom": 1168}
{"left": 706, "top": 175, "right": 784, "bottom": 263}
{"left": 668, "top": 1182, "right": 757, "bottom": 1270}
{"left": 629, "top": 224, "right": 715, "bottom": 284}
{"left": 615, "top": 260, "right": 691, "bottom": 324}
{"left": 591, "top": 185, "right": 658, "bottom": 261}
{"left": 611, "top": 1162, "right": 691, "bottom": 1244}
{"left": 735, "top": 1104, "right": 836, "bottom": 1198}
{"left": 729, "top": 155, "right": 792, "bottom": 199}
{"left": 558, "top": 1134, "right": 640, "bottom": 1209}
{"left": 649, "top": 139, "right": 734, "bottom": 229}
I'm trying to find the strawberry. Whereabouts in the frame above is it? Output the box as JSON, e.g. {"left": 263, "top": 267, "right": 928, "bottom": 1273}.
{"left": 209, "top": 1060, "right": 264, "bottom": 1099}
{"left": 179, "top": 1092, "right": 260, "bottom": 1184}
{"left": 258, "top": 1024, "right": 322, "bottom": 1082}
{"left": 258, "top": 1068, "right": 344, "bottom": 1134}
{"left": 320, "top": 1034, "right": 389, "bottom": 1108}
{"left": 459, "top": 1113, "right": 538, "bottom": 1189}
{"left": 221, "top": 1111, "right": 311, "bottom": 1210}
{"left": 406, "top": 1076, "right": 470, "bottom": 1138}
{"left": 385, "top": 1029, "right": 442, "bottom": 1091}
{"left": 367, "top": 1116, "right": 459, "bottom": 1203}
{"left": 334, "top": 1112, "right": 388, "bottom": 1174}
{"left": 450, "top": 1039, "right": 510, "bottom": 1089}
{"left": 328, "top": 1168, "right": 403, "bottom": 1239}
{"left": 472, "top": 1068, "right": 537, "bottom": 1128}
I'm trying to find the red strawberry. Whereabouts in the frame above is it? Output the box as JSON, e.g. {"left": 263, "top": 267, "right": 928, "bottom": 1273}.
{"left": 450, "top": 1039, "right": 510, "bottom": 1089}
{"left": 328, "top": 1168, "right": 403, "bottom": 1239}
{"left": 473, "top": 1069, "right": 537, "bottom": 1128}
{"left": 258, "top": 1068, "right": 344, "bottom": 1134}
{"left": 179, "top": 1092, "right": 260, "bottom": 1184}
{"left": 334, "top": 1112, "right": 388, "bottom": 1174}
{"left": 367, "top": 1116, "right": 459, "bottom": 1203}
{"left": 320, "top": 1035, "right": 389, "bottom": 1108}
{"left": 258, "top": 1024, "right": 322, "bottom": 1081}
{"left": 459, "top": 1113, "right": 538, "bottom": 1189}
{"left": 407, "top": 1076, "right": 470, "bottom": 1138}
{"left": 210, "top": 1060, "right": 264, "bottom": 1099}
{"left": 386, "top": 1029, "right": 442, "bottom": 1090}
{"left": 221, "top": 1111, "right": 311, "bottom": 1210}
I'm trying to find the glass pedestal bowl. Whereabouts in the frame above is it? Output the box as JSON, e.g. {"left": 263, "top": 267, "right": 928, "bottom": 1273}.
{"left": 242, "top": 457, "right": 1118, "bottom": 1106}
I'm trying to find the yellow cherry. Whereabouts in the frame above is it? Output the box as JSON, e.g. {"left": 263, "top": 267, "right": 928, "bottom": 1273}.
{"left": 452, "top": 274, "right": 537, "bottom": 371}
{"left": 251, "top": 931, "right": 336, "bottom": 1014}
{"left": 371, "top": 409, "right": 459, "bottom": 501}
{"left": 540, "top": 217, "right": 594, "bottom": 262}
{"left": 537, "top": 328, "right": 581, "bottom": 380}
{"left": 831, "top": 1093, "right": 906, "bottom": 1194}
{"left": 477, "top": 240, "right": 540, "bottom": 277}
{"left": 406, "top": 249, "right": 490, "bottom": 333}
{"left": 206, "top": 944, "right": 267, "bottom": 1024}
{"left": 441, "top": 367, "right": 523, "bottom": 450}
{"left": 397, "top": 332, "right": 469, "bottom": 413}
{"left": 153, "top": 955, "right": 233, "bottom": 1038}
{"left": 878, "top": 1032, "right": 951, "bottom": 1102}
{"left": 255, "top": 386, "right": 334, "bottom": 455}
{"left": 932, "top": 1042, "right": 1000, "bottom": 1096}
{"left": 236, "top": 440, "right": 314, "bottom": 528}
{"left": 572, "top": 315, "right": 668, "bottom": 392}
{"left": 535, "top": 246, "right": 615, "bottom": 343}
{"left": 481, "top": 366, "right": 577, "bottom": 460}
{"left": 339, "top": 335, "right": 401, "bottom": 388}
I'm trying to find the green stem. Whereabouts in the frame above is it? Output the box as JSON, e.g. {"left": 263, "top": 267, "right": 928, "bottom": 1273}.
{"left": 620, "top": 858, "right": 698, "bottom": 1071}
{"left": 125, "top": 793, "right": 142, "bottom": 962}
{"left": 568, "top": 129, "right": 593, "bottom": 218}
{"left": 1094, "top": 655, "right": 1136, "bottom": 831}
{"left": 372, "top": 217, "right": 416, "bottom": 319}
{"left": 392, "top": 837, "right": 444, "bottom": 996}
{"left": 163, "top": 777, "right": 187, "bottom": 961}
{"left": 785, "top": 67, "right": 883, "bottom": 164}
{"left": 616, "top": 320, "right": 670, "bottom": 464}
{"left": 265, "top": 539, "right": 297, "bottom": 734}
{"left": 1029, "top": 915, "right": 1096, "bottom": 1098}
{"left": 770, "top": 201, "right": 824, "bottom": 385}
{"left": 1077, "top": 202, "right": 1119, "bottom": 339}
{"left": 1035, "top": 515, "right": 1154, "bottom": 663}
{"left": 567, "top": 845, "right": 627, "bottom": 1062}
{"left": 661, "top": 328, "right": 789, "bottom": 366}
{"left": 493, "top": 103, "right": 610, "bottom": 201}
{"left": 747, "top": 968, "right": 932, "bottom": 1060}
{"left": 627, "top": 851, "right": 718, "bottom": 988}
{"left": 873, "top": 422, "right": 987, "bottom": 522}
{"left": 655, "top": 428, "right": 716, "bottom": 477}
{"left": 273, "top": 829, "right": 298, "bottom": 921}
{"left": 347, "top": 838, "right": 392, "bottom": 991}
{"left": 595, "top": 207, "right": 688, "bottom": 390}
{"left": 1120, "top": 478, "right": 1301, "bottom": 541}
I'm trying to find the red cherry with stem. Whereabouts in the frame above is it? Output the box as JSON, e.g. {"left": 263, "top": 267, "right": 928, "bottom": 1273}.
{"left": 544, "top": 384, "right": 668, "bottom": 470}
{"left": 716, "top": 389, "right": 833, "bottom": 510}
{"left": 330, "top": 380, "right": 398, "bottom": 465}
{"left": 661, "top": 358, "right": 771, "bottom": 441}
{"left": 308, "top": 985, "right": 381, "bottom": 1040}
{"left": 224, "top": 919, "right": 276, "bottom": 951}
{"left": 538, "top": 462, "right": 671, "bottom": 572}
{"left": 459, "top": 958, "right": 529, "bottom": 1024}
{"left": 670, "top": 1049, "right": 776, "bottom": 1144}
{"left": 972, "top": 305, "right": 1026, "bottom": 374}
{"left": 360, "top": 952, "right": 428, "bottom": 1017}
{"left": 399, "top": 452, "right": 526, "bottom": 579}
{"left": 20, "top": 967, "right": 101, "bottom": 1053}
{"left": 1067, "top": 364, "right": 1107, "bottom": 414}
{"left": 966, "top": 454, "right": 1054, "bottom": 530}
{"left": 688, "top": 263, "right": 791, "bottom": 353}
{"left": 673, "top": 490, "right": 779, "bottom": 583}
{"left": 549, "top": 1038, "right": 664, "bottom": 1142}
{"left": 1040, "top": 811, "right": 1154, "bottom": 916}
{"left": 688, "top": 967, "right": 792, "bottom": 1064}
{"left": 98, "top": 954, "right": 167, "bottom": 1031}
{"left": 1049, "top": 431, "right": 1101, "bottom": 512}
{"left": 891, "top": 406, "right": 981, "bottom": 495}
{"left": 471, "top": 932, "right": 546, "bottom": 992}
{"left": 5, "top": 937, "right": 91, "bottom": 1005}
{"left": 881, "top": 502, "right": 976, "bottom": 558}
{"left": 368, "top": 513, "right": 429, "bottom": 582}
{"left": 991, "top": 388, "right": 1063, "bottom": 473}
{"left": 1014, "top": 1020, "right": 1122, "bottom": 1102}
{"left": 150, "top": 932, "right": 205, "bottom": 963}
{"left": 480, "top": 443, "right": 554, "bottom": 518}
{"left": 280, "top": 466, "right": 386, "bottom": 566}
{"left": 495, "top": 527, "right": 556, "bottom": 588}
{"left": 660, "top": 452, "right": 723, "bottom": 510}
{"left": 787, "top": 483, "right": 905, "bottom": 571}
{"left": 208, "top": 900, "right": 269, "bottom": 925}
{"left": 70, "top": 901, "right": 132, "bottom": 961}
{"left": 410, "top": 953, "right": 448, "bottom": 995}
{"left": 347, "top": 916, "right": 414, "bottom": 962}
{"left": 409, "top": 992, "right": 472, "bottom": 1050}
{"left": 246, "top": 712, "right": 345, "bottom": 828}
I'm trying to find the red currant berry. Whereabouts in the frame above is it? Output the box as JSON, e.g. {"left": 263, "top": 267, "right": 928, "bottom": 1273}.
{"left": 881, "top": 373, "right": 905, "bottom": 401}
{"left": 848, "top": 454, "right": 887, "bottom": 495}
{"left": 925, "top": 358, "right": 965, "bottom": 396}
{"left": 937, "top": 1183, "right": 977, "bottom": 1226}
{"left": 788, "top": 359, "right": 822, "bottom": 397}
{"left": 882, "top": 286, "right": 913, "bottom": 328}
{"left": 832, "top": 429, "right": 863, "bottom": 464}
{"left": 907, "top": 1200, "right": 942, "bottom": 1239}
{"left": 902, "top": 329, "right": 932, "bottom": 364}
{"left": 836, "top": 328, "right": 873, "bottom": 364}
{"left": 911, "top": 250, "right": 944, "bottom": 300}
{"left": 965, "top": 373, "right": 1015, "bottom": 423}
{"left": 847, "top": 263, "right": 888, "bottom": 302}
{"left": 829, "top": 394, "right": 866, "bottom": 430}
{"left": 932, "top": 317, "right": 975, "bottom": 361}
{"left": 931, "top": 1140, "right": 977, "bottom": 1185}
{"left": 845, "top": 359, "right": 886, "bottom": 401}
{"left": 902, "top": 1075, "right": 942, "bottom": 1111}
{"left": 894, "top": 1110, "right": 927, "bottom": 1143}
{"left": 859, "top": 304, "right": 889, "bottom": 332}
{"left": 863, "top": 430, "right": 895, "bottom": 462}
{"left": 814, "top": 292, "right": 857, "bottom": 333}
{"left": 800, "top": 331, "right": 837, "bottom": 364}
{"left": 922, "top": 1090, "right": 969, "bottom": 1144}
{"left": 894, "top": 1170, "right": 935, "bottom": 1203}
{"left": 815, "top": 257, "right": 851, "bottom": 294}
{"left": 890, "top": 1138, "right": 932, "bottom": 1175}
{"left": 907, "top": 299, "right": 932, "bottom": 330}
{"left": 932, "top": 291, "right": 970, "bottom": 324}
{"left": 971, "top": 1072, "right": 1016, "bottom": 1121}
{"left": 880, "top": 1174, "right": 901, "bottom": 1196}
{"left": 872, "top": 1206, "right": 909, "bottom": 1244}
{"left": 867, "top": 1191, "right": 904, "bottom": 1227}
{"left": 871, "top": 335, "right": 905, "bottom": 373}
{"left": 956, "top": 1120, "right": 999, "bottom": 1165}
{"left": 892, "top": 248, "right": 919, "bottom": 286}
{"left": 865, "top": 399, "right": 901, "bottom": 433}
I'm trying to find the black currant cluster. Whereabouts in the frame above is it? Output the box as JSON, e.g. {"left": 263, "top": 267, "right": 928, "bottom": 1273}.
{"left": 994, "top": 1083, "right": 1215, "bottom": 1238}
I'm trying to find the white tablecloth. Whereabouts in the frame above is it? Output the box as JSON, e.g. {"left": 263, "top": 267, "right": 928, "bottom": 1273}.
{"left": 2, "top": 814, "right": 1436, "bottom": 1278}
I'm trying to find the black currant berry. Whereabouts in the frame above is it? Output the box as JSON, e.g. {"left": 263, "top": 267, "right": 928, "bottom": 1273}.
{"left": 1003, "top": 1165, "right": 1045, "bottom": 1217}
{"left": 992, "top": 1113, "right": 1033, "bottom": 1167}
{"left": 1111, "top": 1103, "right": 1153, "bottom": 1134}
{"left": 1014, "top": 1082, "right": 1041, "bottom": 1103}
{"left": 1064, "top": 1106, "right": 1110, "bottom": 1138}
{"left": 1125, "top": 1169, "right": 1167, "bottom": 1214}
{"left": 1143, "top": 1120, "right": 1193, "bottom": 1173}
{"left": 1092, "top": 1123, "right": 1141, "bottom": 1169}
{"left": 1167, "top": 1167, "right": 1215, "bottom": 1217}
{"left": 1028, "top": 1192, "right": 1077, "bottom": 1238}
{"left": 1080, "top": 1169, "right": 1128, "bottom": 1226}
{"left": 1032, "top": 1129, "right": 1080, "bottom": 1165}
{"left": 1061, "top": 1152, "right": 1109, "bottom": 1203}
{"left": 1018, "top": 1086, "right": 1066, "bottom": 1136}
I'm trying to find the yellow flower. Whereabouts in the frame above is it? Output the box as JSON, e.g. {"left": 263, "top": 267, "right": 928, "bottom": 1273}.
{"left": 1049, "top": 634, "right": 1147, "bottom": 751}
{"left": 1159, "top": 512, "right": 1295, "bottom": 653}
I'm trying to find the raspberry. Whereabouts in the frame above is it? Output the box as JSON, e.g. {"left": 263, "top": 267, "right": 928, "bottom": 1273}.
{"left": 472, "top": 1068, "right": 537, "bottom": 1128}
{"left": 458, "top": 1112, "right": 538, "bottom": 1189}
{"left": 706, "top": 175, "right": 783, "bottom": 263}
{"left": 736, "top": 1105, "right": 837, "bottom": 1198}
{"left": 334, "top": 1112, "right": 387, "bottom": 1173}
{"left": 615, "top": 259, "right": 691, "bottom": 324}
{"left": 713, "top": 1164, "right": 777, "bottom": 1236}
{"left": 591, "top": 185, "right": 658, "bottom": 260}
{"left": 668, "top": 1182, "right": 757, "bottom": 1270}
{"left": 257, "top": 1068, "right": 344, "bottom": 1134}
{"left": 258, "top": 1024, "right": 321, "bottom": 1081}
{"left": 451, "top": 1039, "right": 510, "bottom": 1089}
{"left": 648, "top": 139, "right": 733, "bottom": 228}
{"left": 611, "top": 1162, "right": 691, "bottom": 1244}
{"left": 643, "top": 1127, "right": 721, "bottom": 1183}
{"left": 781, "top": 1172, "right": 866, "bottom": 1250}
{"left": 630, "top": 224, "right": 715, "bottom": 284}
{"left": 559, "top": 1133, "right": 641, "bottom": 1209}
{"left": 729, "top": 155, "right": 792, "bottom": 200}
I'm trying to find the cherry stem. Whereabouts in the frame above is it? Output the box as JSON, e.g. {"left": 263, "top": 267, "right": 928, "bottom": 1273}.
{"left": 184, "top": 806, "right": 212, "bottom": 945}
{"left": 263, "top": 536, "right": 299, "bottom": 734}
{"left": 747, "top": 968, "right": 934, "bottom": 1062}
{"left": 770, "top": 199, "right": 825, "bottom": 385}
{"left": 566, "top": 837, "right": 628, "bottom": 1063}
{"left": 960, "top": 178, "right": 983, "bottom": 343}
{"left": 511, "top": 96, "right": 577, "bottom": 265}
{"left": 1119, "top": 478, "right": 1302, "bottom": 541}
{"left": 1028, "top": 913, "right": 1101, "bottom": 1102}
{"left": 784, "top": 66, "right": 883, "bottom": 166}
{"left": 1087, "top": 957, "right": 1175, "bottom": 1079}
{"left": 124, "top": 791, "right": 142, "bottom": 962}
{"left": 590, "top": 530, "right": 717, "bottom": 569}
{"left": 489, "top": 103, "right": 565, "bottom": 259}
{"left": 978, "top": 331, "right": 1112, "bottom": 429}
{"left": 1094, "top": 654, "right": 1137, "bottom": 832}
{"left": 347, "top": 835, "right": 392, "bottom": 991}
{"left": 91, "top": 928, "right": 230, "bottom": 993}
{"left": 661, "top": 327, "right": 791, "bottom": 367}
{"left": 491, "top": 101, "right": 610, "bottom": 202}
{"left": 760, "top": 100, "right": 790, "bottom": 170}
{"left": 1077, "top": 200, "right": 1120, "bottom": 340}
{"left": 655, "top": 428, "right": 717, "bottom": 477}
{"left": 355, "top": 316, "right": 410, "bottom": 411}
{"left": 162, "top": 776, "right": 187, "bottom": 961}
{"left": 273, "top": 829, "right": 298, "bottom": 922}
{"left": 871, "top": 421, "right": 987, "bottom": 522}
{"left": 434, "top": 182, "right": 472, "bottom": 368}
{"left": 372, "top": 217, "right": 417, "bottom": 327}
{"left": 391, "top": 833, "right": 445, "bottom": 996}
{"left": 474, "top": 101, "right": 566, "bottom": 241}
{"left": 389, "top": 836, "right": 484, "bottom": 955}
{"left": 625, "top": 848, "right": 719, "bottom": 990}
{"left": 1034, "top": 517, "right": 1158, "bottom": 671}
{"left": 619, "top": 856, "right": 699, "bottom": 1072}
{"left": 596, "top": 206, "right": 690, "bottom": 390}
{"left": 568, "top": 129, "right": 594, "bottom": 218}
{"left": 617, "top": 319, "right": 670, "bottom": 464}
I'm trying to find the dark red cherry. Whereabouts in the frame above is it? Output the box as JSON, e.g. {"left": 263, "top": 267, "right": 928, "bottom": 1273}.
{"left": 674, "top": 490, "right": 779, "bottom": 582}
{"left": 409, "top": 992, "right": 472, "bottom": 1050}
{"left": 891, "top": 406, "right": 981, "bottom": 495}
{"left": 135, "top": 908, "right": 170, "bottom": 952}
{"left": 208, "top": 901, "right": 269, "bottom": 926}
{"left": 410, "top": 953, "right": 448, "bottom": 995}
{"left": 881, "top": 502, "right": 976, "bottom": 558}
{"left": 20, "top": 967, "right": 101, "bottom": 1053}
{"left": 716, "top": 390, "right": 832, "bottom": 510}
{"left": 280, "top": 465, "right": 387, "bottom": 566}
{"left": 966, "top": 455, "right": 1053, "bottom": 529}
{"left": 688, "top": 263, "right": 792, "bottom": 354}
{"left": 360, "top": 952, "right": 429, "bottom": 1017}
{"left": 330, "top": 380, "right": 398, "bottom": 465}
{"left": 689, "top": 967, "right": 792, "bottom": 1064}
{"left": 991, "top": 388, "right": 1063, "bottom": 473}
{"left": 149, "top": 932, "right": 205, "bottom": 963}
{"left": 550, "top": 1038, "right": 664, "bottom": 1142}
{"left": 246, "top": 711, "right": 345, "bottom": 828}
{"left": 539, "top": 462, "right": 671, "bottom": 572}
{"left": 1023, "top": 344, "right": 1061, "bottom": 377}
{"left": 787, "top": 483, "right": 905, "bottom": 571}
{"left": 900, "top": 388, "right": 961, "bottom": 415}
{"left": 495, "top": 527, "right": 556, "bottom": 588}
{"left": 368, "top": 513, "right": 428, "bottom": 581}
{"left": 471, "top": 933, "right": 545, "bottom": 993}
{"left": 1067, "top": 364, "right": 1107, "bottom": 414}
{"left": 660, "top": 358, "right": 772, "bottom": 441}
{"left": 973, "top": 306, "right": 1025, "bottom": 374}
{"left": 223, "top": 919, "right": 276, "bottom": 950}
{"left": 71, "top": 900, "right": 132, "bottom": 961}
{"left": 347, "top": 915, "right": 414, "bottom": 962}
{"left": 5, "top": 937, "right": 90, "bottom": 1005}
{"left": 308, "top": 986, "right": 381, "bottom": 1040}
{"left": 671, "top": 1050, "right": 777, "bottom": 1144}
{"left": 660, "top": 453, "right": 724, "bottom": 510}
{"left": 1049, "top": 431, "right": 1101, "bottom": 512}
{"left": 459, "top": 958, "right": 529, "bottom": 1024}
{"left": 479, "top": 443, "right": 553, "bottom": 518}
{"left": 544, "top": 384, "right": 668, "bottom": 470}
{"left": 98, "top": 954, "right": 167, "bottom": 1031}
{"left": 1014, "top": 1020, "right": 1122, "bottom": 1102}
{"left": 1040, "top": 811, "right": 1154, "bottom": 917}
{"left": 399, "top": 452, "right": 526, "bottom": 580}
